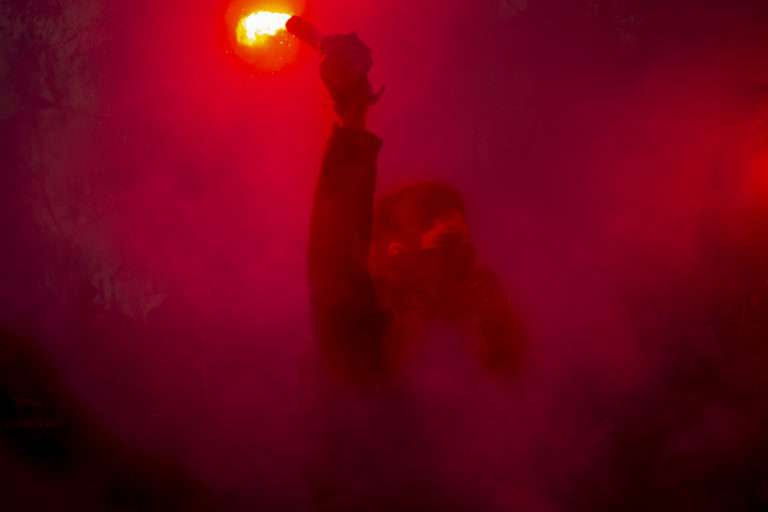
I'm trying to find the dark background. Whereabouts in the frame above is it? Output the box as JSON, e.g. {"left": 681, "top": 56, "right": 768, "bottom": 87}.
{"left": 3, "top": 0, "right": 768, "bottom": 509}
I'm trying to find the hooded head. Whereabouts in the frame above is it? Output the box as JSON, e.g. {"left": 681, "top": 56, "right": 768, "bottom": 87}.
{"left": 369, "top": 181, "right": 475, "bottom": 312}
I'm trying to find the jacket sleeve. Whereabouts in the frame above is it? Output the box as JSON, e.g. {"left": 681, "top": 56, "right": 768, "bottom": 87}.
{"left": 308, "top": 125, "right": 391, "bottom": 382}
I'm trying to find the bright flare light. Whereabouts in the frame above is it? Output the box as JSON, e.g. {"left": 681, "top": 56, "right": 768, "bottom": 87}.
{"left": 236, "top": 11, "right": 292, "bottom": 46}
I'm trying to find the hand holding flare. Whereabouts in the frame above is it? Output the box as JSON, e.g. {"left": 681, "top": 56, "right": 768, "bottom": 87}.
{"left": 233, "top": 11, "right": 382, "bottom": 122}
{"left": 286, "top": 16, "right": 383, "bottom": 124}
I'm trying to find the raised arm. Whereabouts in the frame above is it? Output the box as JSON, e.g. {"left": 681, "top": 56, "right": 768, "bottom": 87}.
{"left": 307, "top": 34, "right": 390, "bottom": 383}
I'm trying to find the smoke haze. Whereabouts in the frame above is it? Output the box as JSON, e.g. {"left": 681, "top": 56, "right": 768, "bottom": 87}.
{"left": 3, "top": 0, "right": 768, "bottom": 509}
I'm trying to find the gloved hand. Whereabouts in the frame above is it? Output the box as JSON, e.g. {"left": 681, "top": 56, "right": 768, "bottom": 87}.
{"left": 319, "top": 33, "right": 382, "bottom": 127}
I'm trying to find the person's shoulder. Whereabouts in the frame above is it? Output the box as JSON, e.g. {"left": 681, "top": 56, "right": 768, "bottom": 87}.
{"left": 470, "top": 267, "right": 506, "bottom": 299}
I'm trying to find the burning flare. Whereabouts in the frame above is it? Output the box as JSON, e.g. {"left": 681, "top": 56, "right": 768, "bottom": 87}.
{"left": 236, "top": 11, "right": 292, "bottom": 46}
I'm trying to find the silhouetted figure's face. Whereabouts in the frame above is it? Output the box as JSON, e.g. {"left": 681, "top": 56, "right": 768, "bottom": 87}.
{"left": 370, "top": 182, "right": 476, "bottom": 313}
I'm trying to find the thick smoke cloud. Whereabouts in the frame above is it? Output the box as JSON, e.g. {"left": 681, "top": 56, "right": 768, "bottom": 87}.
{"left": 2, "top": 0, "right": 768, "bottom": 509}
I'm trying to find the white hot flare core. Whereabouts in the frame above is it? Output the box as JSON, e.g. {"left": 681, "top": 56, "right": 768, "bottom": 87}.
{"left": 236, "top": 11, "right": 291, "bottom": 46}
